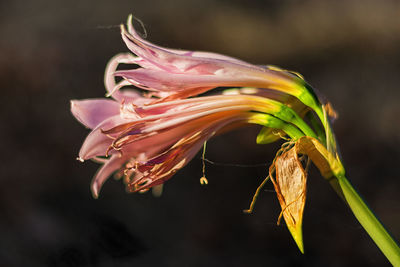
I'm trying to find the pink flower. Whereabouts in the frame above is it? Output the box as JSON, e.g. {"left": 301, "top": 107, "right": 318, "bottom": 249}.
{"left": 71, "top": 15, "right": 312, "bottom": 198}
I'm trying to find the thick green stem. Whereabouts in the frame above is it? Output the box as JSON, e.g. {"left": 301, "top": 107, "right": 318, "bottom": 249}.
{"left": 334, "top": 174, "right": 400, "bottom": 266}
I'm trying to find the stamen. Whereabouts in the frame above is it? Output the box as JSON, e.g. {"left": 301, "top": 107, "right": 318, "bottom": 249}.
{"left": 100, "top": 128, "right": 118, "bottom": 140}
{"left": 244, "top": 142, "right": 295, "bottom": 214}
{"left": 200, "top": 141, "right": 208, "bottom": 185}
{"left": 200, "top": 177, "right": 208, "bottom": 185}
{"left": 105, "top": 143, "right": 123, "bottom": 157}
{"left": 272, "top": 130, "right": 290, "bottom": 141}
{"left": 202, "top": 158, "right": 268, "bottom": 168}
{"left": 243, "top": 173, "right": 271, "bottom": 214}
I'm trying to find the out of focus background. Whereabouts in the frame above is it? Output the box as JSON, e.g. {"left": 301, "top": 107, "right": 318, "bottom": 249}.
{"left": 2, "top": 0, "right": 400, "bottom": 266}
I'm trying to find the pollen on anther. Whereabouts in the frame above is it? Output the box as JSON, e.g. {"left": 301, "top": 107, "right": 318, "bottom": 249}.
{"left": 76, "top": 157, "right": 85, "bottom": 162}
{"left": 200, "top": 176, "right": 208, "bottom": 185}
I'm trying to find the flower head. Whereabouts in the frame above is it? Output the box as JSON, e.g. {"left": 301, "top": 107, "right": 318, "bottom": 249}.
{"left": 71, "top": 15, "right": 338, "bottom": 253}
{"left": 69, "top": 16, "right": 400, "bottom": 263}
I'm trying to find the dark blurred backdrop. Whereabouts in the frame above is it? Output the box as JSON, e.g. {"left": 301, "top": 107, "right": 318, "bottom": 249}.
{"left": 1, "top": 0, "right": 400, "bottom": 266}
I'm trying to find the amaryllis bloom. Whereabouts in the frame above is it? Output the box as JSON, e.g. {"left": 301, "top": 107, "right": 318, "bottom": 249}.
{"left": 71, "top": 15, "right": 321, "bottom": 198}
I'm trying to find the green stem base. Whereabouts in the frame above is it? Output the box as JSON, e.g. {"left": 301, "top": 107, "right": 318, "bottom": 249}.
{"left": 334, "top": 174, "right": 400, "bottom": 266}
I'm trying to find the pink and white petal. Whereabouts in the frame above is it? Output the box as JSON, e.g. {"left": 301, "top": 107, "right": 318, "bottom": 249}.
{"left": 122, "top": 23, "right": 236, "bottom": 75}
{"left": 79, "top": 115, "right": 131, "bottom": 160}
{"left": 123, "top": 16, "right": 265, "bottom": 74}
{"left": 122, "top": 29, "right": 221, "bottom": 75}
{"left": 118, "top": 114, "right": 222, "bottom": 158}
{"left": 121, "top": 25, "right": 176, "bottom": 72}
{"left": 116, "top": 68, "right": 295, "bottom": 94}
{"left": 119, "top": 95, "right": 266, "bottom": 126}
{"left": 104, "top": 53, "right": 153, "bottom": 104}
{"left": 141, "top": 107, "right": 249, "bottom": 133}
{"left": 124, "top": 110, "right": 248, "bottom": 158}
{"left": 105, "top": 53, "right": 134, "bottom": 100}
{"left": 121, "top": 16, "right": 304, "bottom": 97}
{"left": 180, "top": 51, "right": 253, "bottom": 67}
{"left": 70, "top": 99, "right": 120, "bottom": 129}
{"left": 91, "top": 154, "right": 127, "bottom": 198}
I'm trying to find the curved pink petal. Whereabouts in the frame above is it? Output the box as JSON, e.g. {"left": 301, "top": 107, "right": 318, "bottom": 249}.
{"left": 70, "top": 99, "right": 120, "bottom": 129}
{"left": 79, "top": 115, "right": 132, "bottom": 160}
{"left": 117, "top": 16, "right": 310, "bottom": 102}
{"left": 115, "top": 68, "right": 297, "bottom": 98}
{"left": 125, "top": 16, "right": 251, "bottom": 68}
{"left": 91, "top": 154, "right": 127, "bottom": 198}
{"left": 104, "top": 53, "right": 154, "bottom": 104}
{"left": 117, "top": 95, "right": 280, "bottom": 137}
{"left": 121, "top": 21, "right": 267, "bottom": 75}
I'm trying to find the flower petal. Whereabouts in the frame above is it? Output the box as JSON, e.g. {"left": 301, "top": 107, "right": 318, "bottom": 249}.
{"left": 70, "top": 99, "right": 120, "bottom": 129}
{"left": 122, "top": 16, "right": 270, "bottom": 75}
{"left": 116, "top": 68, "right": 300, "bottom": 100}
{"left": 125, "top": 15, "right": 253, "bottom": 68}
{"left": 91, "top": 154, "right": 126, "bottom": 198}
{"left": 79, "top": 115, "right": 130, "bottom": 160}
{"left": 104, "top": 53, "right": 153, "bottom": 104}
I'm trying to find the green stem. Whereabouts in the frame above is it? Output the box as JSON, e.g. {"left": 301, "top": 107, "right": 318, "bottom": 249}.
{"left": 334, "top": 174, "right": 400, "bottom": 266}
{"left": 291, "top": 113, "right": 318, "bottom": 139}
{"left": 282, "top": 123, "right": 306, "bottom": 140}
{"left": 307, "top": 112, "right": 326, "bottom": 145}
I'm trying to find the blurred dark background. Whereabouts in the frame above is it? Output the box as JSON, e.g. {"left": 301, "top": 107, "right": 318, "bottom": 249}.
{"left": 1, "top": 0, "right": 400, "bottom": 266}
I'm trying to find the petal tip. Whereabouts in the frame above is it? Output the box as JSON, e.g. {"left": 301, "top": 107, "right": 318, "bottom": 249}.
{"left": 91, "top": 181, "right": 100, "bottom": 199}
{"left": 70, "top": 99, "right": 78, "bottom": 112}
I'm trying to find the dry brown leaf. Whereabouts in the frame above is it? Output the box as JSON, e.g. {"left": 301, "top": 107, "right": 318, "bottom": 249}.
{"left": 269, "top": 137, "right": 345, "bottom": 253}
{"left": 271, "top": 147, "right": 306, "bottom": 253}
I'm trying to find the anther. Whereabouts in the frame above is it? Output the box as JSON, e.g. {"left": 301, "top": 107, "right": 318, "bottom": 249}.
{"left": 200, "top": 176, "right": 208, "bottom": 185}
